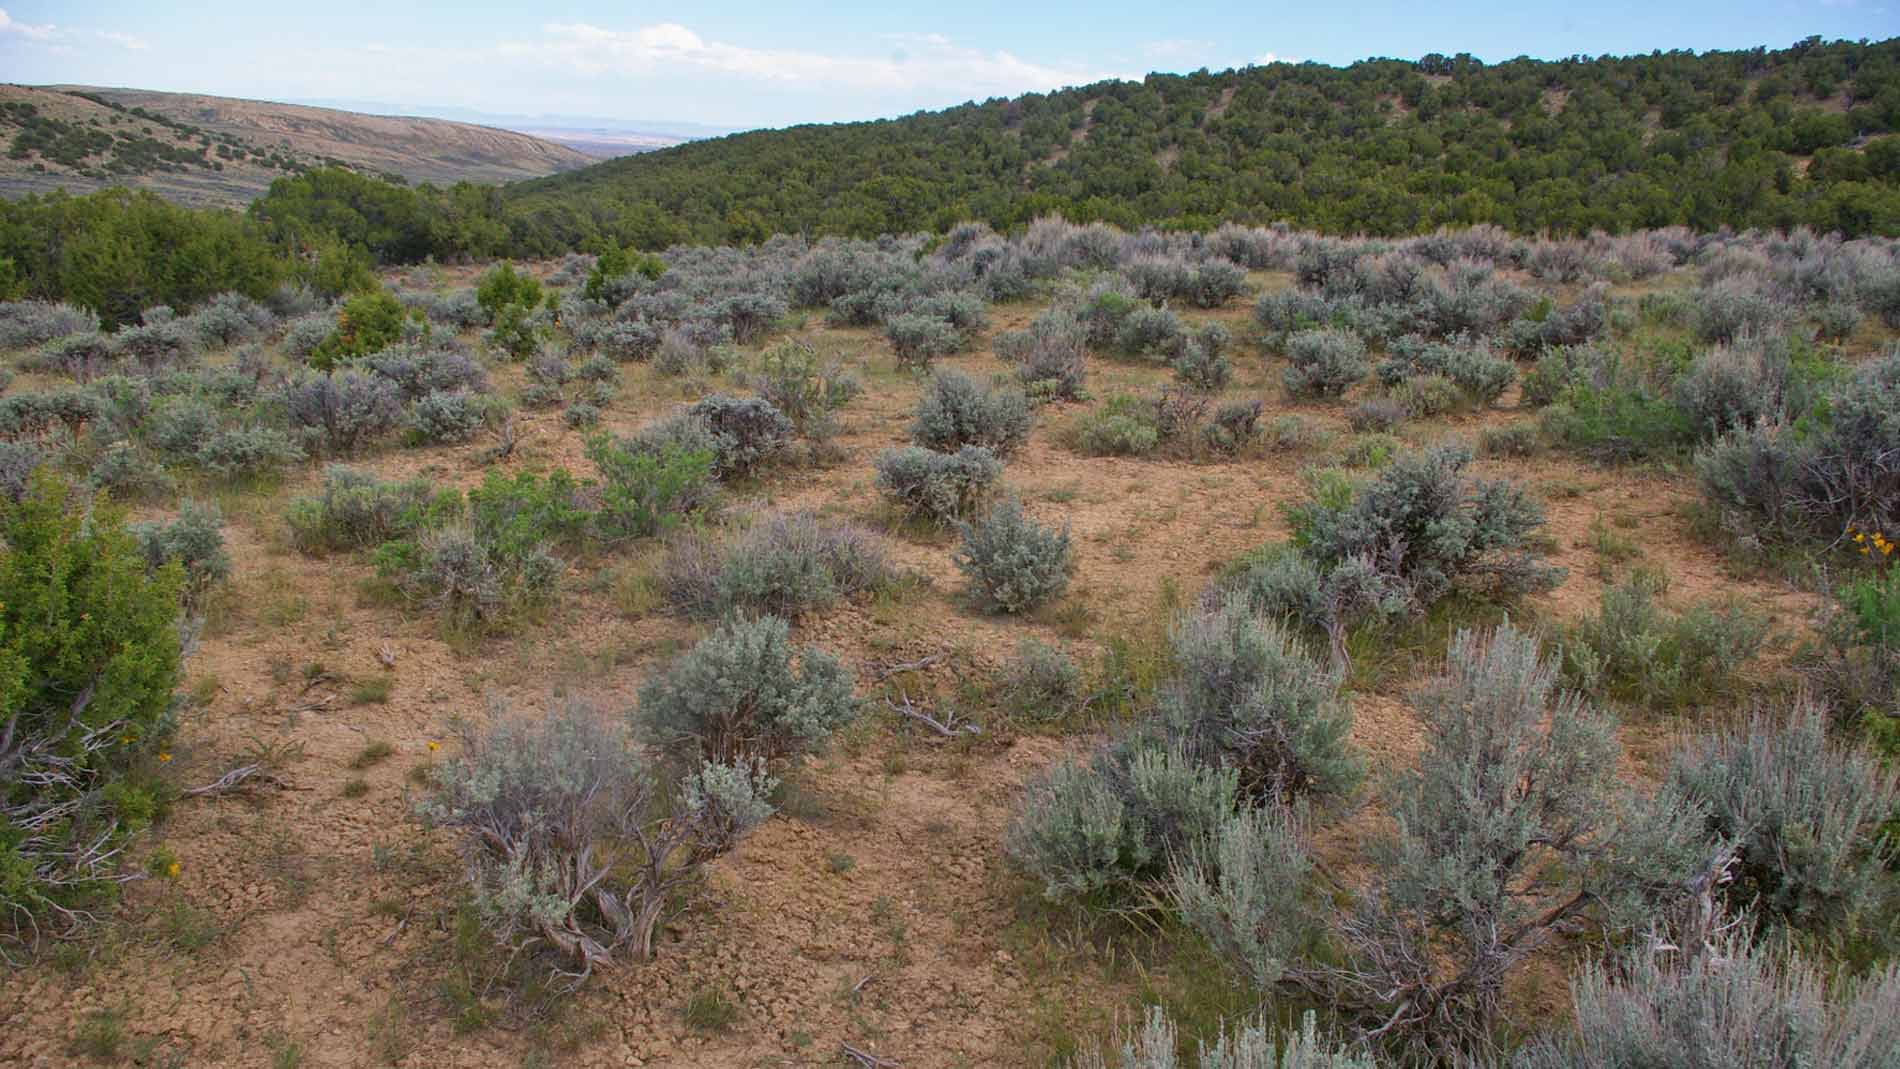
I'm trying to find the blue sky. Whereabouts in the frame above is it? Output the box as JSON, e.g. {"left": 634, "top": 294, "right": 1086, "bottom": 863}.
{"left": 2, "top": 2, "right": 1895, "bottom": 130}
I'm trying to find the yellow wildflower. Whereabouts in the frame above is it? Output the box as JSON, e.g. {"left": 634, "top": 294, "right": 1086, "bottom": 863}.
{"left": 157, "top": 752, "right": 172, "bottom": 763}
{"left": 427, "top": 741, "right": 440, "bottom": 753}
{"left": 166, "top": 861, "right": 180, "bottom": 879}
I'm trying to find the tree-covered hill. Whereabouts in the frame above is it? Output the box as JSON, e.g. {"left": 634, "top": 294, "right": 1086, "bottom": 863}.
{"left": 503, "top": 37, "right": 1900, "bottom": 246}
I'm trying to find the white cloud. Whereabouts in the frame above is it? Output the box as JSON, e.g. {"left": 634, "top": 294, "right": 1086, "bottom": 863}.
{"left": 0, "top": 9, "right": 57, "bottom": 41}
{"left": 499, "top": 21, "right": 1112, "bottom": 96}
{"left": 1253, "top": 52, "right": 1300, "bottom": 65}
{"left": 95, "top": 30, "right": 148, "bottom": 50}
{"left": 1143, "top": 38, "right": 1214, "bottom": 60}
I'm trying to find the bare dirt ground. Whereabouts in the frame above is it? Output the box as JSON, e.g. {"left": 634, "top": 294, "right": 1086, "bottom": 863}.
{"left": 0, "top": 270, "right": 1855, "bottom": 1068}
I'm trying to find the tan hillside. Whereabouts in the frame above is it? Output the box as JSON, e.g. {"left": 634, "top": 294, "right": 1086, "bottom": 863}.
{"left": 0, "top": 84, "right": 594, "bottom": 208}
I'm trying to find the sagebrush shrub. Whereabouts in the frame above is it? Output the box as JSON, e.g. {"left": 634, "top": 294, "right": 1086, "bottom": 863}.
{"left": 1692, "top": 276, "right": 1786, "bottom": 344}
{"left": 1156, "top": 596, "right": 1361, "bottom": 802}
{"left": 954, "top": 497, "right": 1072, "bottom": 613}
{"left": 664, "top": 511, "right": 891, "bottom": 618}
{"left": 592, "top": 319, "right": 663, "bottom": 362}
{"left": 406, "top": 389, "right": 487, "bottom": 445}
{"left": 1115, "top": 306, "right": 1187, "bottom": 360}
{"left": 1292, "top": 443, "right": 1563, "bottom": 609}
{"left": 714, "top": 292, "right": 786, "bottom": 346}
{"left": 885, "top": 313, "right": 962, "bottom": 368}
{"left": 1282, "top": 329, "right": 1368, "bottom": 399}
{"left": 1007, "top": 737, "right": 1237, "bottom": 902}
{"left": 1203, "top": 400, "right": 1265, "bottom": 454}
{"left": 1668, "top": 703, "right": 1898, "bottom": 935}
{"left": 1338, "top": 623, "right": 1707, "bottom": 1055}
{"left": 1514, "top": 921, "right": 1900, "bottom": 1069}
{"left": 1695, "top": 350, "right": 1900, "bottom": 543}
{"left": 0, "top": 300, "right": 100, "bottom": 350}
{"left": 281, "top": 371, "right": 403, "bottom": 455}
{"left": 1377, "top": 335, "right": 1513, "bottom": 405}
{"left": 195, "top": 426, "right": 305, "bottom": 481}
{"left": 420, "top": 699, "right": 774, "bottom": 974}
{"left": 912, "top": 369, "right": 1033, "bottom": 456}
{"left": 873, "top": 445, "right": 1003, "bottom": 523}
{"left": 30, "top": 333, "right": 118, "bottom": 382}
{"left": 638, "top": 614, "right": 857, "bottom": 765}
{"left": 997, "top": 309, "right": 1089, "bottom": 402}
{"left": 286, "top": 466, "right": 433, "bottom": 554}
{"left": 185, "top": 292, "right": 275, "bottom": 348}
{"left": 363, "top": 342, "right": 486, "bottom": 401}
{"left": 1171, "top": 338, "right": 1232, "bottom": 391}
{"left": 1068, "top": 1006, "right": 1374, "bottom": 1069}
{"left": 740, "top": 340, "right": 860, "bottom": 439}
{"left": 1672, "top": 335, "right": 1827, "bottom": 441}
{"left": 684, "top": 394, "right": 795, "bottom": 477}
{"left": 130, "top": 500, "right": 229, "bottom": 606}
{"left": 1171, "top": 803, "right": 1315, "bottom": 990}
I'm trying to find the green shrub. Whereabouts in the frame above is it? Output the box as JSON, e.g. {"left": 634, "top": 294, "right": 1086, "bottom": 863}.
{"left": 286, "top": 466, "right": 435, "bottom": 554}
{"left": 1, "top": 473, "right": 183, "bottom": 934}
{"left": 1066, "top": 395, "right": 1161, "bottom": 457}
{"left": 309, "top": 290, "right": 407, "bottom": 370}
{"left": 872, "top": 445, "right": 1002, "bottom": 523}
{"left": 1562, "top": 570, "right": 1768, "bottom": 707}
{"left": 998, "top": 638, "right": 1085, "bottom": 722}
{"left": 954, "top": 497, "right": 1071, "bottom": 613}
{"left": 740, "top": 340, "right": 860, "bottom": 439}
{"left": 586, "top": 434, "right": 719, "bottom": 542}
{"left": 1541, "top": 381, "right": 1694, "bottom": 463}
{"left": 912, "top": 369, "right": 1033, "bottom": 456}
{"left": 637, "top": 615, "right": 857, "bottom": 765}
{"left": 1668, "top": 703, "right": 1898, "bottom": 936}
{"left": 474, "top": 262, "right": 544, "bottom": 325}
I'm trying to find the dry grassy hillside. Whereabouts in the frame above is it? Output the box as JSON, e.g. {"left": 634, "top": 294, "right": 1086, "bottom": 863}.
{"left": 0, "top": 84, "right": 592, "bottom": 207}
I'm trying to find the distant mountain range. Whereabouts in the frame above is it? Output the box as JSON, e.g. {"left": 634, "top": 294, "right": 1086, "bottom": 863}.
{"left": 282, "top": 99, "right": 740, "bottom": 159}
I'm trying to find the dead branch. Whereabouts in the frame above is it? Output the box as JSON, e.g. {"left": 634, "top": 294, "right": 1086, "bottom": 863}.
{"left": 871, "top": 654, "right": 943, "bottom": 681}
{"left": 883, "top": 692, "right": 980, "bottom": 738}
{"left": 841, "top": 1042, "right": 900, "bottom": 1068}
{"left": 183, "top": 763, "right": 291, "bottom": 798}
